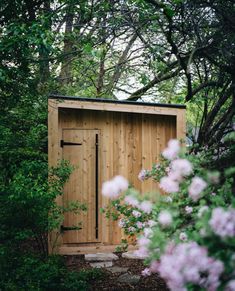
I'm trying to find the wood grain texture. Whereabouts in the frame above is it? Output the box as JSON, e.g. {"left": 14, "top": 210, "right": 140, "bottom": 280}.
{"left": 62, "top": 129, "right": 100, "bottom": 244}
{"left": 176, "top": 109, "right": 186, "bottom": 141}
{"left": 57, "top": 100, "right": 179, "bottom": 116}
{"left": 48, "top": 99, "right": 61, "bottom": 254}
{"left": 48, "top": 99, "right": 185, "bottom": 253}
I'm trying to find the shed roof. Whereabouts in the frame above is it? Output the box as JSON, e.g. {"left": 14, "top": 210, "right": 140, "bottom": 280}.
{"left": 49, "top": 94, "right": 186, "bottom": 109}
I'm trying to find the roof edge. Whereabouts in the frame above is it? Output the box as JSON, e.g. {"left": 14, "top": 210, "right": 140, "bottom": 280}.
{"left": 49, "top": 94, "right": 186, "bottom": 109}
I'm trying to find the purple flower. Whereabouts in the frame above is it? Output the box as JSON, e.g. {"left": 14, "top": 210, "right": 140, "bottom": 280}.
{"left": 157, "top": 242, "right": 224, "bottom": 291}
{"left": 138, "top": 201, "right": 152, "bottom": 214}
{"left": 136, "top": 221, "right": 144, "bottom": 229}
{"left": 128, "top": 226, "right": 136, "bottom": 233}
{"left": 138, "top": 169, "right": 149, "bottom": 181}
{"left": 162, "top": 139, "right": 180, "bottom": 160}
{"left": 179, "top": 232, "right": 188, "bottom": 241}
{"left": 132, "top": 210, "right": 142, "bottom": 218}
{"left": 142, "top": 268, "right": 151, "bottom": 277}
{"left": 134, "top": 247, "right": 149, "bottom": 258}
{"left": 158, "top": 211, "right": 172, "bottom": 227}
{"left": 160, "top": 176, "right": 179, "bottom": 193}
{"left": 171, "top": 159, "right": 193, "bottom": 177}
{"left": 102, "top": 175, "right": 128, "bottom": 199}
{"left": 118, "top": 218, "right": 126, "bottom": 228}
{"left": 168, "top": 170, "right": 183, "bottom": 182}
{"left": 102, "top": 180, "right": 120, "bottom": 199}
{"left": 209, "top": 207, "right": 235, "bottom": 238}
{"left": 124, "top": 195, "right": 139, "bottom": 207}
{"left": 188, "top": 177, "right": 207, "bottom": 201}
{"left": 144, "top": 227, "right": 153, "bottom": 238}
{"left": 185, "top": 206, "right": 193, "bottom": 214}
{"left": 138, "top": 236, "right": 151, "bottom": 247}
{"left": 113, "top": 175, "right": 129, "bottom": 192}
{"left": 147, "top": 220, "right": 157, "bottom": 227}
{"left": 225, "top": 280, "right": 235, "bottom": 291}
{"left": 150, "top": 260, "right": 159, "bottom": 273}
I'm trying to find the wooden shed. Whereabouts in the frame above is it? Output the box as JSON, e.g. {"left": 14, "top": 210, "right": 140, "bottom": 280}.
{"left": 48, "top": 95, "right": 186, "bottom": 254}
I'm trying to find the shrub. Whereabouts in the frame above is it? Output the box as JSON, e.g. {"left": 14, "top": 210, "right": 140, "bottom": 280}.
{"left": 0, "top": 251, "right": 104, "bottom": 291}
{"left": 0, "top": 159, "right": 86, "bottom": 256}
{"left": 102, "top": 132, "right": 235, "bottom": 290}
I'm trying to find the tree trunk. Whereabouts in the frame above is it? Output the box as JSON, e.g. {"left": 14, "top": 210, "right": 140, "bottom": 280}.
{"left": 59, "top": 6, "right": 74, "bottom": 85}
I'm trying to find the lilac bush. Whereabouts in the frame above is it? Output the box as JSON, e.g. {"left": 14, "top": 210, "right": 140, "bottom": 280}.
{"left": 157, "top": 242, "right": 224, "bottom": 291}
{"left": 101, "top": 134, "right": 235, "bottom": 290}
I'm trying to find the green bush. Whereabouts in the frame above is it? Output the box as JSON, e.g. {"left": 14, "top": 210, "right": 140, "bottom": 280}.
{"left": 0, "top": 250, "right": 104, "bottom": 291}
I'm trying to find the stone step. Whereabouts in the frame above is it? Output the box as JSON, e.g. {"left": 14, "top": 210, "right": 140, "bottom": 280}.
{"left": 85, "top": 252, "right": 119, "bottom": 262}
{"left": 122, "top": 250, "right": 144, "bottom": 259}
{"left": 106, "top": 266, "right": 129, "bottom": 274}
{"left": 89, "top": 261, "right": 113, "bottom": 268}
{"left": 117, "top": 273, "right": 141, "bottom": 284}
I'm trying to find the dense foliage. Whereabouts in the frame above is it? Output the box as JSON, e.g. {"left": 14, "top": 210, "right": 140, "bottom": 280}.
{"left": 103, "top": 134, "right": 235, "bottom": 290}
{"left": 0, "top": 253, "right": 103, "bottom": 290}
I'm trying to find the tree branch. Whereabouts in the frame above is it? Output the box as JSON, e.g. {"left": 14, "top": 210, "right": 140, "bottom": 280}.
{"left": 127, "top": 67, "right": 181, "bottom": 101}
{"left": 106, "top": 33, "right": 138, "bottom": 93}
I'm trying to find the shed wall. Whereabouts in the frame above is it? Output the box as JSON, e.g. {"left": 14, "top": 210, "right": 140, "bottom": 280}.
{"left": 58, "top": 108, "right": 176, "bottom": 245}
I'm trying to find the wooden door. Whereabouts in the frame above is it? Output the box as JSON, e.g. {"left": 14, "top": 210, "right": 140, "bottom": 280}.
{"left": 61, "top": 129, "right": 100, "bottom": 244}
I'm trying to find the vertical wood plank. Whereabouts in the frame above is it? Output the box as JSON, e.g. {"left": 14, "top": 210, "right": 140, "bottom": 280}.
{"left": 48, "top": 99, "right": 61, "bottom": 254}
{"left": 176, "top": 109, "right": 186, "bottom": 142}
{"left": 52, "top": 102, "right": 186, "bottom": 250}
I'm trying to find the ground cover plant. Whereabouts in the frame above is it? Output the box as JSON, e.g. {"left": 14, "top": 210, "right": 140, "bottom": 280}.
{"left": 102, "top": 131, "right": 235, "bottom": 290}
{"left": 0, "top": 253, "right": 104, "bottom": 291}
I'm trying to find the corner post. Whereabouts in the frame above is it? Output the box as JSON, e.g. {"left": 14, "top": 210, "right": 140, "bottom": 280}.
{"left": 176, "top": 108, "right": 186, "bottom": 142}
{"left": 48, "top": 98, "right": 62, "bottom": 254}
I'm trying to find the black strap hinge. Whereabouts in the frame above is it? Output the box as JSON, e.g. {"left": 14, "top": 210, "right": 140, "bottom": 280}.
{"left": 60, "top": 140, "right": 82, "bottom": 147}
{"left": 60, "top": 225, "right": 82, "bottom": 232}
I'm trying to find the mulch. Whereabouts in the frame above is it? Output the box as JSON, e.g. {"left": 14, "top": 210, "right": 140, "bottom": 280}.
{"left": 64, "top": 253, "right": 169, "bottom": 291}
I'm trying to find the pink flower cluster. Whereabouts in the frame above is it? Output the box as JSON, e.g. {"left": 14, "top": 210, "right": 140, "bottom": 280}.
{"left": 132, "top": 210, "right": 142, "bottom": 218}
{"left": 157, "top": 242, "right": 224, "bottom": 291}
{"left": 135, "top": 220, "right": 157, "bottom": 259}
{"left": 138, "top": 200, "right": 152, "bottom": 214}
{"left": 136, "top": 221, "right": 145, "bottom": 229}
{"left": 135, "top": 235, "right": 151, "bottom": 259}
{"left": 209, "top": 207, "right": 235, "bottom": 238}
{"left": 102, "top": 175, "right": 128, "bottom": 199}
{"left": 124, "top": 195, "right": 139, "bottom": 207}
{"left": 185, "top": 206, "right": 193, "bottom": 214}
{"left": 158, "top": 210, "right": 172, "bottom": 227}
{"left": 159, "top": 158, "right": 193, "bottom": 193}
{"left": 118, "top": 218, "right": 126, "bottom": 228}
{"left": 160, "top": 176, "right": 179, "bottom": 193}
{"left": 162, "top": 139, "right": 180, "bottom": 160}
{"left": 138, "top": 169, "right": 149, "bottom": 181}
{"left": 124, "top": 196, "right": 152, "bottom": 214}
{"left": 171, "top": 158, "right": 193, "bottom": 177}
{"left": 226, "top": 280, "right": 235, "bottom": 291}
{"left": 179, "top": 232, "right": 187, "bottom": 241}
{"left": 160, "top": 140, "right": 208, "bottom": 202}
{"left": 159, "top": 140, "right": 193, "bottom": 194}
{"left": 188, "top": 176, "right": 207, "bottom": 201}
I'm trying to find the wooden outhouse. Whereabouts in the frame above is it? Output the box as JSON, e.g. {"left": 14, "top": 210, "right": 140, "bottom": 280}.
{"left": 48, "top": 95, "right": 186, "bottom": 254}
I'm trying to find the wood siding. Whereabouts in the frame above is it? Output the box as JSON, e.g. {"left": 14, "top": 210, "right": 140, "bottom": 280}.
{"left": 59, "top": 109, "right": 176, "bottom": 245}
{"left": 48, "top": 98, "right": 185, "bottom": 254}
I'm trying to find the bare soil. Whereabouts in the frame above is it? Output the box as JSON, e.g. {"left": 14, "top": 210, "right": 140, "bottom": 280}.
{"left": 64, "top": 253, "right": 169, "bottom": 291}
